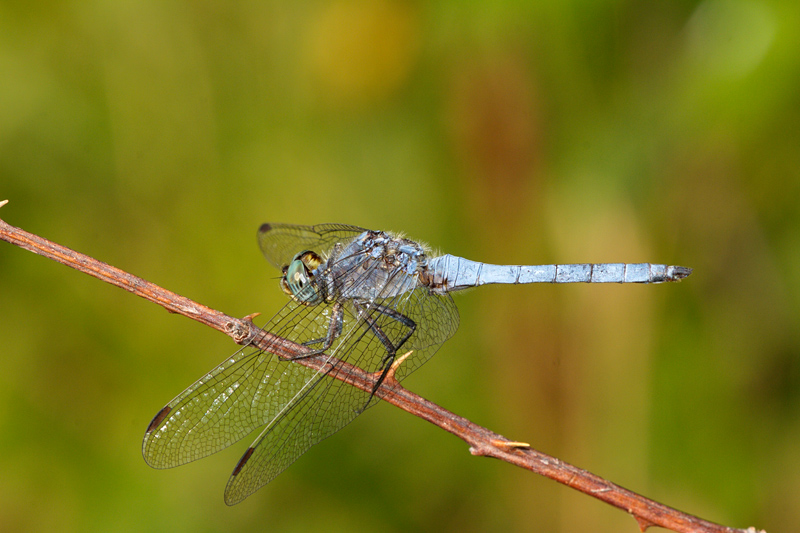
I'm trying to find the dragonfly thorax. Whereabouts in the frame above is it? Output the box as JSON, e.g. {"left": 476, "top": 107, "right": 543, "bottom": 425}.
{"left": 329, "top": 231, "right": 430, "bottom": 300}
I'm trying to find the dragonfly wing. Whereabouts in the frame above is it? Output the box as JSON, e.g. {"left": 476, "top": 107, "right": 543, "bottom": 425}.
{"left": 222, "top": 352, "right": 367, "bottom": 504}
{"left": 222, "top": 285, "right": 459, "bottom": 504}
{"left": 257, "top": 223, "right": 367, "bottom": 270}
{"left": 142, "top": 299, "right": 345, "bottom": 469}
{"left": 146, "top": 237, "right": 460, "bottom": 503}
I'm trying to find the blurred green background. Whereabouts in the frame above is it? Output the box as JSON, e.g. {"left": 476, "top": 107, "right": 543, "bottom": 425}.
{"left": 1, "top": 1, "right": 798, "bottom": 532}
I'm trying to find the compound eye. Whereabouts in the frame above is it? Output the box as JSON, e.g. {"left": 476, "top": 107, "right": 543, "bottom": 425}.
{"left": 284, "top": 257, "right": 321, "bottom": 304}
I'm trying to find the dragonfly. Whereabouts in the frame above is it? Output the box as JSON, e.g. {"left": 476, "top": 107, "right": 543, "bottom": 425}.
{"left": 142, "top": 223, "right": 691, "bottom": 505}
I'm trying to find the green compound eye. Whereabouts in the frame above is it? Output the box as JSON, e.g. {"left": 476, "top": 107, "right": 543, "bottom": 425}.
{"left": 283, "top": 255, "right": 322, "bottom": 305}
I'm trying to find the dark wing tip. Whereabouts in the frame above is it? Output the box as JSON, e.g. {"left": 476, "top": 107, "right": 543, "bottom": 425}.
{"left": 225, "top": 447, "right": 257, "bottom": 505}
{"left": 145, "top": 405, "right": 172, "bottom": 434}
{"left": 258, "top": 223, "right": 272, "bottom": 234}
{"left": 231, "top": 447, "right": 255, "bottom": 478}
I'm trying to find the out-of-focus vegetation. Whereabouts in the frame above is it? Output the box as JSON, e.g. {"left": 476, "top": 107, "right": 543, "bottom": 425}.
{"left": 1, "top": 1, "right": 798, "bottom": 532}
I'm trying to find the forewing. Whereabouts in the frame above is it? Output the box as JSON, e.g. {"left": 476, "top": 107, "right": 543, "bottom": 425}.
{"left": 142, "top": 298, "right": 347, "bottom": 469}
{"left": 257, "top": 223, "right": 366, "bottom": 270}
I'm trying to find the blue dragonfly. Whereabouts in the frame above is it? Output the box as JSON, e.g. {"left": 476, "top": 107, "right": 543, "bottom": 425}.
{"left": 143, "top": 223, "right": 691, "bottom": 504}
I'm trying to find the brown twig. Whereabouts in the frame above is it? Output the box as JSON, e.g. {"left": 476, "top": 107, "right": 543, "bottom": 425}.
{"left": 0, "top": 200, "right": 763, "bottom": 533}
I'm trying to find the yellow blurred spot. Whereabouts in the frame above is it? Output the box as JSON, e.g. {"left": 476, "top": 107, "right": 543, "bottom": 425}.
{"left": 305, "top": 0, "right": 420, "bottom": 105}
{"left": 686, "top": 0, "right": 776, "bottom": 78}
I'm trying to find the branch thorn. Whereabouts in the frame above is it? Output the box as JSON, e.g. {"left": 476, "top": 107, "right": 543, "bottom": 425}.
{"left": 491, "top": 439, "right": 531, "bottom": 450}
{"left": 386, "top": 350, "right": 413, "bottom": 381}
{"left": 635, "top": 516, "right": 656, "bottom": 532}
{"left": 243, "top": 312, "right": 261, "bottom": 322}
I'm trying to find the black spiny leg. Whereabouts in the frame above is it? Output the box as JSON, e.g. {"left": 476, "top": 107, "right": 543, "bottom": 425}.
{"left": 352, "top": 300, "right": 416, "bottom": 406}
{"left": 289, "top": 301, "right": 344, "bottom": 360}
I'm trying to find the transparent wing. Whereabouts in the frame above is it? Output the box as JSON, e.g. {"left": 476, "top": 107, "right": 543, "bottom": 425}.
{"left": 144, "top": 225, "right": 369, "bottom": 469}
{"left": 257, "top": 223, "right": 366, "bottom": 270}
{"left": 223, "top": 276, "right": 459, "bottom": 504}
{"left": 141, "top": 248, "right": 453, "bottom": 470}
{"left": 143, "top": 242, "right": 459, "bottom": 504}
{"left": 142, "top": 299, "right": 347, "bottom": 469}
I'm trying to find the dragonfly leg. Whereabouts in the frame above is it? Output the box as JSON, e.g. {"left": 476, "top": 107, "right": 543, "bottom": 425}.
{"left": 352, "top": 300, "right": 417, "bottom": 402}
{"left": 287, "top": 302, "right": 344, "bottom": 360}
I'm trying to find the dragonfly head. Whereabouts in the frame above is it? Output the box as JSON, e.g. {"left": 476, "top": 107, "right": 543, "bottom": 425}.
{"left": 281, "top": 250, "right": 324, "bottom": 305}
